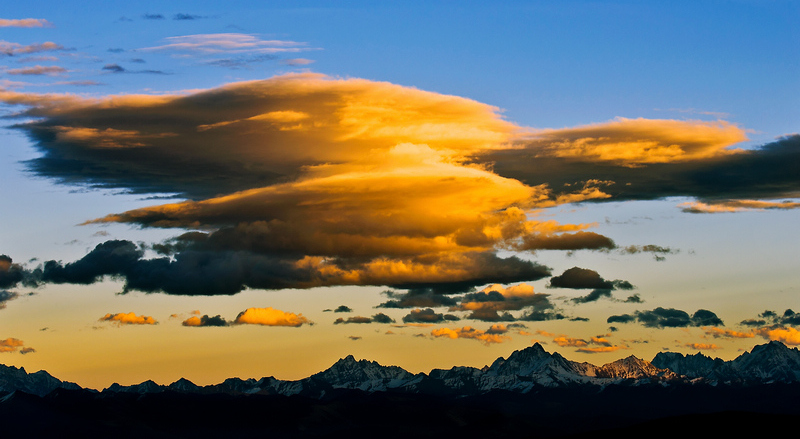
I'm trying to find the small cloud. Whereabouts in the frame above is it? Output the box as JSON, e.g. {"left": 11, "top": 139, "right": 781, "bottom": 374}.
{"left": 173, "top": 13, "right": 206, "bottom": 20}
{"left": 99, "top": 312, "right": 157, "bottom": 325}
{"left": 5, "top": 65, "right": 67, "bottom": 76}
{"left": 607, "top": 307, "right": 723, "bottom": 328}
{"left": 281, "top": 58, "right": 315, "bottom": 66}
{"left": 234, "top": 307, "right": 311, "bottom": 327}
{"left": 0, "top": 18, "right": 52, "bottom": 28}
{"left": 0, "top": 337, "right": 26, "bottom": 353}
{"left": 403, "top": 308, "right": 460, "bottom": 324}
{"left": 334, "top": 313, "right": 395, "bottom": 324}
{"left": 431, "top": 325, "right": 511, "bottom": 345}
{"left": 347, "top": 336, "right": 362, "bottom": 341}
{"left": 685, "top": 342, "right": 721, "bottom": 350}
{"left": 19, "top": 347, "right": 36, "bottom": 354}
{"left": 102, "top": 63, "right": 126, "bottom": 73}
{"left": 549, "top": 267, "right": 634, "bottom": 290}
{"left": 182, "top": 314, "right": 229, "bottom": 327}
{"left": 333, "top": 305, "right": 352, "bottom": 313}
{"left": 142, "top": 13, "right": 165, "bottom": 20}
{"left": 0, "top": 290, "right": 19, "bottom": 309}
{"left": 0, "top": 41, "right": 67, "bottom": 56}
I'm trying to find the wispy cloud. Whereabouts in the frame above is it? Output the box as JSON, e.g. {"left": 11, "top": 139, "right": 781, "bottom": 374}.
{"left": 140, "top": 33, "right": 313, "bottom": 55}
{"left": 0, "top": 18, "right": 51, "bottom": 28}
{"left": 0, "top": 41, "right": 66, "bottom": 56}
{"left": 5, "top": 65, "right": 67, "bottom": 76}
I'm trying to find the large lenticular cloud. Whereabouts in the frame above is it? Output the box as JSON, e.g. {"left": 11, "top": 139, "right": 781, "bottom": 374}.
{"left": 2, "top": 73, "right": 782, "bottom": 295}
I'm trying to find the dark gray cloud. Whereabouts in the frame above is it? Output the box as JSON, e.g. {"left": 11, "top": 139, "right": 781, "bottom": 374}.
{"left": 514, "top": 231, "right": 615, "bottom": 251}
{"left": 102, "top": 63, "right": 169, "bottom": 74}
{"left": 182, "top": 314, "right": 229, "bottom": 327}
{"left": 570, "top": 289, "right": 643, "bottom": 304}
{"left": 740, "top": 309, "right": 800, "bottom": 327}
{"left": 0, "top": 290, "right": 19, "bottom": 309}
{"left": 402, "top": 308, "right": 460, "bottom": 324}
{"left": 334, "top": 313, "right": 395, "bottom": 324}
{"left": 607, "top": 307, "right": 723, "bottom": 328}
{"left": 333, "top": 305, "right": 352, "bottom": 313}
{"left": 548, "top": 267, "right": 634, "bottom": 290}
{"left": 376, "top": 289, "right": 458, "bottom": 309}
{"left": 142, "top": 13, "right": 165, "bottom": 20}
{"left": 0, "top": 255, "right": 25, "bottom": 289}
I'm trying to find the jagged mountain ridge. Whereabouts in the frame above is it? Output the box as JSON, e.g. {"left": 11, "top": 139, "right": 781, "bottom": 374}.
{"left": 652, "top": 340, "right": 800, "bottom": 383}
{"left": 3, "top": 341, "right": 800, "bottom": 398}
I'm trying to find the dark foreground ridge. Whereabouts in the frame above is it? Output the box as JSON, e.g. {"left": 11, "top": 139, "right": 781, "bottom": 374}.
{"left": 2, "top": 341, "right": 800, "bottom": 438}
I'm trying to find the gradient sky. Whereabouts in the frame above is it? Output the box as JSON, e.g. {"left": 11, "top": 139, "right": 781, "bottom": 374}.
{"left": 1, "top": 1, "right": 799, "bottom": 390}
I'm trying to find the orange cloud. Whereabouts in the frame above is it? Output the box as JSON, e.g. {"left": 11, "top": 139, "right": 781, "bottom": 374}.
{"left": 754, "top": 326, "right": 800, "bottom": 345}
{"left": 0, "top": 338, "right": 25, "bottom": 353}
{"left": 680, "top": 199, "right": 800, "bottom": 214}
{"left": 234, "top": 307, "right": 311, "bottom": 327}
{"left": 576, "top": 345, "right": 628, "bottom": 353}
{"left": 553, "top": 336, "right": 589, "bottom": 347}
{"left": 523, "top": 117, "right": 747, "bottom": 165}
{"left": 686, "top": 343, "right": 721, "bottom": 350}
{"left": 703, "top": 327, "right": 755, "bottom": 339}
{"left": 99, "top": 312, "right": 157, "bottom": 325}
{"left": 0, "top": 19, "right": 51, "bottom": 27}
{"left": 430, "top": 326, "right": 511, "bottom": 345}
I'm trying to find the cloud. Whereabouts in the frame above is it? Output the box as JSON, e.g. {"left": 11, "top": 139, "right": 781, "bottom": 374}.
{"left": 102, "top": 63, "right": 169, "bottom": 74}
{"left": 0, "top": 41, "right": 66, "bottom": 56}
{"left": 680, "top": 199, "right": 800, "bottom": 214}
{"left": 19, "top": 347, "right": 36, "bottom": 354}
{"left": 0, "top": 290, "right": 19, "bottom": 310}
{"left": 548, "top": 267, "right": 634, "bottom": 290}
{"left": 703, "top": 327, "right": 755, "bottom": 339}
{"left": 377, "top": 290, "right": 458, "bottom": 309}
{"left": 0, "top": 255, "right": 25, "bottom": 289}
{"left": 281, "top": 58, "right": 315, "bottom": 66}
{"left": 607, "top": 307, "right": 723, "bottom": 328}
{"left": 0, "top": 18, "right": 52, "bottom": 28}
{"left": 0, "top": 337, "right": 33, "bottom": 353}
{"left": 739, "top": 309, "right": 800, "bottom": 327}
{"left": 332, "top": 305, "right": 352, "bottom": 313}
{"left": 142, "top": 13, "right": 165, "bottom": 20}
{"left": 5, "top": 65, "right": 67, "bottom": 76}
{"left": 182, "top": 314, "right": 229, "bottom": 327}
{"left": 450, "top": 283, "right": 561, "bottom": 322}
{"left": 140, "top": 33, "right": 312, "bottom": 55}
{"left": 99, "top": 312, "right": 157, "bottom": 325}
{"left": 430, "top": 325, "right": 511, "bottom": 345}
{"left": 332, "top": 313, "right": 395, "bottom": 324}
{"left": 234, "top": 307, "right": 310, "bottom": 327}
{"left": 685, "top": 343, "right": 721, "bottom": 350}
{"left": 753, "top": 326, "right": 800, "bottom": 345}
{"left": 519, "top": 117, "right": 747, "bottom": 165}
{"left": 334, "top": 316, "right": 372, "bottom": 324}
{"left": 173, "top": 13, "right": 207, "bottom": 20}
{"left": 402, "top": 308, "right": 460, "bottom": 324}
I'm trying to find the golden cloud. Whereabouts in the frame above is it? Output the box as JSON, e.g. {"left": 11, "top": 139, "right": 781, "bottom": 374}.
{"left": 234, "top": 307, "right": 310, "bottom": 327}
{"left": 523, "top": 117, "right": 747, "bottom": 165}
{"left": 430, "top": 326, "right": 511, "bottom": 345}
{"left": 0, "top": 337, "right": 25, "bottom": 353}
{"left": 680, "top": 199, "right": 800, "bottom": 213}
{"left": 703, "top": 327, "right": 755, "bottom": 339}
{"left": 99, "top": 312, "right": 158, "bottom": 325}
{"left": 754, "top": 326, "right": 800, "bottom": 345}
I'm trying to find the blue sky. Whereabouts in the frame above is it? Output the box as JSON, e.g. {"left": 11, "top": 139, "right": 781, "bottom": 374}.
{"left": 1, "top": 1, "right": 799, "bottom": 388}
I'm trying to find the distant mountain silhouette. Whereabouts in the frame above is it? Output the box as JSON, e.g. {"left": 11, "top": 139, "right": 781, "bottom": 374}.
{"left": 2, "top": 341, "right": 800, "bottom": 438}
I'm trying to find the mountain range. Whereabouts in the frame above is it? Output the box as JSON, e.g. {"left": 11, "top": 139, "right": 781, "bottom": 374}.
{"left": 3, "top": 340, "right": 800, "bottom": 398}
{"left": 2, "top": 341, "right": 800, "bottom": 438}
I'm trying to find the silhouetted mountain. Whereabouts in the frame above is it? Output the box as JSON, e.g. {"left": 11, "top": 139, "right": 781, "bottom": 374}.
{"left": 2, "top": 342, "right": 800, "bottom": 438}
{"left": 651, "top": 340, "right": 800, "bottom": 383}
{"left": 0, "top": 364, "right": 80, "bottom": 396}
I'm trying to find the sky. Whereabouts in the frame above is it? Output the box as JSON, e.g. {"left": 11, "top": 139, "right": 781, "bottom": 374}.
{"left": 1, "top": 0, "right": 799, "bottom": 390}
